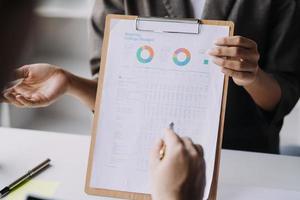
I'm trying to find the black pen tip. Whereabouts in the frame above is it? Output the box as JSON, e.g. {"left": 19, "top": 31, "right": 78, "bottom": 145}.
{"left": 0, "top": 186, "right": 10, "bottom": 199}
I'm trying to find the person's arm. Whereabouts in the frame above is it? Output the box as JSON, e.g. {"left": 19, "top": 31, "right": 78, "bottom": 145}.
{"left": 210, "top": 0, "right": 300, "bottom": 119}
{"left": 66, "top": 71, "right": 98, "bottom": 111}
{"left": 150, "top": 129, "right": 205, "bottom": 200}
{"left": 244, "top": 68, "right": 282, "bottom": 111}
{"left": 1, "top": 64, "right": 98, "bottom": 111}
{"left": 209, "top": 36, "right": 282, "bottom": 111}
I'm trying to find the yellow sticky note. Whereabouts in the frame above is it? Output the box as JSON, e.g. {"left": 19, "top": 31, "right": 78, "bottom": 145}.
{"left": 3, "top": 180, "right": 59, "bottom": 200}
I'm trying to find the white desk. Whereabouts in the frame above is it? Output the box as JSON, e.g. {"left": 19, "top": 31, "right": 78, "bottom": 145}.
{"left": 1, "top": 127, "right": 300, "bottom": 200}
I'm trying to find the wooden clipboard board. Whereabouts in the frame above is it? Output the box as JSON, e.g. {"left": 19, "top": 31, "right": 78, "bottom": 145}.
{"left": 85, "top": 14, "right": 234, "bottom": 200}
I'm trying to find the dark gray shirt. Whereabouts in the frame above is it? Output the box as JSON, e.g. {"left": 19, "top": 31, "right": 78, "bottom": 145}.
{"left": 89, "top": 0, "right": 300, "bottom": 154}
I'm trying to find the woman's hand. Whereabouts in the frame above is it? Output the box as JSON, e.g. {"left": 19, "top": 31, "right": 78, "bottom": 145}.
{"left": 1, "top": 63, "right": 70, "bottom": 108}
{"left": 209, "top": 36, "right": 282, "bottom": 111}
{"left": 209, "top": 36, "right": 260, "bottom": 86}
{"left": 150, "top": 129, "right": 205, "bottom": 200}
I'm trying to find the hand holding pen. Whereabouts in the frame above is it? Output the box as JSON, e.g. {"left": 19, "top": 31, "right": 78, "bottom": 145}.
{"left": 150, "top": 123, "right": 206, "bottom": 200}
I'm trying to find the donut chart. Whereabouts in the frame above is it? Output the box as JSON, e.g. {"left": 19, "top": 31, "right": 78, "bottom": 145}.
{"left": 136, "top": 45, "right": 154, "bottom": 64}
{"left": 173, "top": 48, "right": 191, "bottom": 66}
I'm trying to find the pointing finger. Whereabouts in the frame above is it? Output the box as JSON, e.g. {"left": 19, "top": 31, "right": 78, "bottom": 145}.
{"left": 164, "top": 128, "right": 182, "bottom": 149}
{"left": 214, "top": 36, "right": 257, "bottom": 49}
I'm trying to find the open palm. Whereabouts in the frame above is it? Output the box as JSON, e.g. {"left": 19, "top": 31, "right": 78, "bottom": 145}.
{"left": 2, "top": 63, "right": 69, "bottom": 108}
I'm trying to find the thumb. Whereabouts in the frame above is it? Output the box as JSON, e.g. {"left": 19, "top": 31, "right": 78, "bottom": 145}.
{"left": 150, "top": 139, "right": 164, "bottom": 168}
{"left": 14, "top": 65, "right": 30, "bottom": 80}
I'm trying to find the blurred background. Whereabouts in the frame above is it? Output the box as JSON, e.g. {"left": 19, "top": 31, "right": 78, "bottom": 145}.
{"left": 0, "top": 0, "right": 299, "bottom": 156}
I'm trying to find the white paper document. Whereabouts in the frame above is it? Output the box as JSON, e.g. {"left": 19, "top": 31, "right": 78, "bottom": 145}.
{"left": 91, "top": 19, "right": 229, "bottom": 199}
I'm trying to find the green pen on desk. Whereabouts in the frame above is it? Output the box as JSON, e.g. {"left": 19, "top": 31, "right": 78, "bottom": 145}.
{"left": 0, "top": 158, "right": 51, "bottom": 199}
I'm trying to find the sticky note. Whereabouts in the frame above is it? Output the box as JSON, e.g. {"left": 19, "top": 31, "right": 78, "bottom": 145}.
{"left": 3, "top": 180, "right": 59, "bottom": 200}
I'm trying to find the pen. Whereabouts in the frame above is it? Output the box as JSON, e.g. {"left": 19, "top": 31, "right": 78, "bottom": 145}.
{"left": 159, "top": 122, "right": 175, "bottom": 160}
{"left": 169, "top": 122, "right": 175, "bottom": 131}
{"left": 0, "top": 158, "right": 51, "bottom": 199}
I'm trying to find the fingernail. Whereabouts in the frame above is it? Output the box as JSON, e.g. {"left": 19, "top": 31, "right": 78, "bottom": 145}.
{"left": 207, "top": 48, "right": 218, "bottom": 55}
{"left": 214, "top": 39, "right": 220, "bottom": 44}
{"left": 214, "top": 37, "right": 225, "bottom": 44}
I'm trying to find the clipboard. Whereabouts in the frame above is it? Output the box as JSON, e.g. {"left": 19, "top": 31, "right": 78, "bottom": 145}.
{"left": 85, "top": 14, "right": 234, "bottom": 200}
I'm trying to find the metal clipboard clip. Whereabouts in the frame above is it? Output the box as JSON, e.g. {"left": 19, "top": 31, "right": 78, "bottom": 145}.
{"left": 136, "top": 17, "right": 201, "bottom": 34}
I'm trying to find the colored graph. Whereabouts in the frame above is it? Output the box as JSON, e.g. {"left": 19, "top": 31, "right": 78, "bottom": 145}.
{"left": 136, "top": 45, "right": 154, "bottom": 64}
{"left": 173, "top": 48, "right": 191, "bottom": 66}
